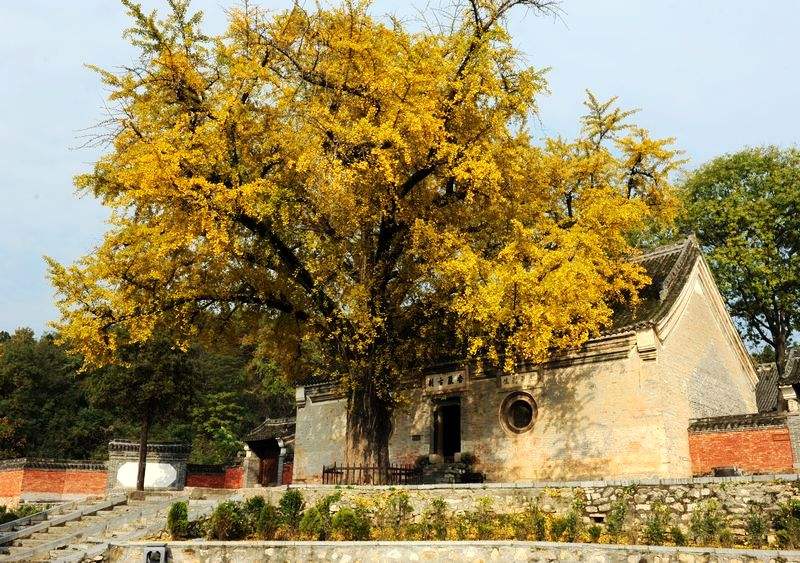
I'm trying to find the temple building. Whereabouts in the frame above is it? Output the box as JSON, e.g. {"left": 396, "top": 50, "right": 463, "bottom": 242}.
{"left": 246, "top": 238, "right": 800, "bottom": 484}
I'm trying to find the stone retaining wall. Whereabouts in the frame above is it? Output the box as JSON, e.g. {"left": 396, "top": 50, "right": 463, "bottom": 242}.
{"left": 243, "top": 473, "right": 800, "bottom": 537}
{"left": 108, "top": 540, "right": 800, "bottom": 562}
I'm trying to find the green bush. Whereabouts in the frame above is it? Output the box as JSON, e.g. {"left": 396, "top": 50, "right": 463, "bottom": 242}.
{"left": 605, "top": 497, "right": 628, "bottom": 542}
{"left": 243, "top": 496, "right": 266, "bottom": 519}
{"left": 642, "top": 501, "right": 670, "bottom": 545}
{"left": 167, "top": 501, "right": 189, "bottom": 539}
{"left": 469, "top": 498, "right": 500, "bottom": 540}
{"left": 0, "top": 506, "right": 15, "bottom": 526}
{"left": 331, "top": 506, "right": 371, "bottom": 540}
{"left": 374, "top": 491, "right": 413, "bottom": 539}
{"left": 774, "top": 499, "right": 800, "bottom": 548}
{"left": 587, "top": 524, "right": 602, "bottom": 543}
{"left": 419, "top": 498, "right": 448, "bottom": 540}
{"left": 186, "top": 516, "right": 207, "bottom": 539}
{"left": 511, "top": 502, "right": 547, "bottom": 541}
{"left": 299, "top": 492, "right": 341, "bottom": 540}
{"left": 549, "top": 510, "right": 580, "bottom": 542}
{"left": 458, "top": 452, "right": 477, "bottom": 466}
{"left": 670, "top": 525, "right": 687, "bottom": 547}
{"left": 254, "top": 502, "right": 280, "bottom": 540}
{"left": 206, "top": 501, "right": 247, "bottom": 540}
{"left": 14, "top": 504, "right": 43, "bottom": 518}
{"left": 278, "top": 489, "right": 305, "bottom": 530}
{"left": 745, "top": 507, "right": 768, "bottom": 548}
{"left": 689, "top": 500, "right": 730, "bottom": 547}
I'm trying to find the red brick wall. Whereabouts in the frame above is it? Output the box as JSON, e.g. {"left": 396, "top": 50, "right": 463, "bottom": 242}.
{"left": 224, "top": 467, "right": 243, "bottom": 488}
{"left": 0, "top": 467, "right": 106, "bottom": 501}
{"left": 689, "top": 426, "right": 794, "bottom": 475}
{"left": 0, "top": 469, "right": 24, "bottom": 499}
{"left": 185, "top": 472, "right": 226, "bottom": 488}
{"left": 282, "top": 462, "right": 293, "bottom": 485}
{"left": 62, "top": 470, "right": 108, "bottom": 494}
{"left": 186, "top": 466, "right": 244, "bottom": 489}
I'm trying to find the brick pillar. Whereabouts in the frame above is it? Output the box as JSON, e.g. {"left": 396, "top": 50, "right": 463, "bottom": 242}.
{"left": 785, "top": 412, "right": 800, "bottom": 470}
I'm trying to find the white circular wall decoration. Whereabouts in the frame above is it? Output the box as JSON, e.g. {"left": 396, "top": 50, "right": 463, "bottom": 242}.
{"left": 116, "top": 462, "right": 177, "bottom": 489}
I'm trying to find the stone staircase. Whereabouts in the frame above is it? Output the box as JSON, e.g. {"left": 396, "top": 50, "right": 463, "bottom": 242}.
{"left": 0, "top": 493, "right": 186, "bottom": 562}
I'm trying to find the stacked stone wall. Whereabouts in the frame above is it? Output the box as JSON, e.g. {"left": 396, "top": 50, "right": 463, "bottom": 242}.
{"left": 245, "top": 474, "right": 800, "bottom": 538}
{"left": 109, "top": 540, "right": 800, "bottom": 562}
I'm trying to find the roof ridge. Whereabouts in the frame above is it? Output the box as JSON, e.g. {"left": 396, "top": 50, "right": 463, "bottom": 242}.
{"left": 633, "top": 235, "right": 697, "bottom": 262}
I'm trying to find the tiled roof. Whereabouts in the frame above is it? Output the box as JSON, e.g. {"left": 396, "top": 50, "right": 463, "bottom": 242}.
{"left": 604, "top": 237, "right": 701, "bottom": 336}
{"left": 688, "top": 412, "right": 786, "bottom": 432}
{"left": 755, "top": 362, "right": 780, "bottom": 412}
{"left": 755, "top": 347, "right": 800, "bottom": 412}
{"left": 245, "top": 417, "right": 296, "bottom": 443}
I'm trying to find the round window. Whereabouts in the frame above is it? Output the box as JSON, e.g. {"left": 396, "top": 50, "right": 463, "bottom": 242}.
{"left": 501, "top": 392, "right": 537, "bottom": 434}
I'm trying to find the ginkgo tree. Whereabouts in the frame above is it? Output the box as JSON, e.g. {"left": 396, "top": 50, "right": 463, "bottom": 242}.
{"left": 48, "top": 0, "right": 682, "bottom": 470}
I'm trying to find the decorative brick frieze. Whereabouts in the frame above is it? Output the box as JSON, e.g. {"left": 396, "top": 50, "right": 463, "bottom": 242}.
{"left": 689, "top": 412, "right": 787, "bottom": 432}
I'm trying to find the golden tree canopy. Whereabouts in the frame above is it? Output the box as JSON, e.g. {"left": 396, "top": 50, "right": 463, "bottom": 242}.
{"left": 49, "top": 0, "right": 681, "bottom": 397}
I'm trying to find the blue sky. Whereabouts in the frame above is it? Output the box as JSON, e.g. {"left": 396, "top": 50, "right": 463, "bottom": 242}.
{"left": 1, "top": 0, "right": 798, "bottom": 334}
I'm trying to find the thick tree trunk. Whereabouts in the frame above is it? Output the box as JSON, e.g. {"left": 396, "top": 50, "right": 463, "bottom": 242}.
{"left": 775, "top": 330, "right": 787, "bottom": 378}
{"left": 345, "top": 381, "right": 393, "bottom": 483}
{"left": 136, "top": 411, "right": 152, "bottom": 492}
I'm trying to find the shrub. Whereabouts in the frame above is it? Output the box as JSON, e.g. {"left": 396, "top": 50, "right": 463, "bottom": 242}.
{"left": 511, "top": 502, "right": 547, "bottom": 541}
{"left": 14, "top": 504, "right": 43, "bottom": 518}
{"left": 587, "top": 524, "right": 602, "bottom": 543}
{"left": 167, "top": 501, "right": 189, "bottom": 540}
{"left": 549, "top": 514, "right": 568, "bottom": 541}
{"left": 414, "top": 455, "right": 431, "bottom": 470}
{"left": 774, "top": 499, "right": 800, "bottom": 548}
{"left": 458, "top": 452, "right": 477, "bottom": 466}
{"left": 374, "top": 491, "right": 413, "bottom": 539}
{"left": 689, "top": 500, "right": 730, "bottom": 547}
{"left": 668, "top": 525, "right": 686, "bottom": 546}
{"left": 186, "top": 516, "right": 207, "bottom": 539}
{"left": 549, "top": 510, "right": 580, "bottom": 542}
{"left": 470, "top": 498, "right": 499, "bottom": 540}
{"left": 0, "top": 506, "right": 15, "bottom": 526}
{"left": 331, "top": 506, "right": 371, "bottom": 540}
{"left": 278, "top": 489, "right": 305, "bottom": 530}
{"left": 243, "top": 496, "right": 266, "bottom": 518}
{"left": 299, "top": 492, "right": 341, "bottom": 540}
{"left": 605, "top": 497, "right": 628, "bottom": 542}
{"left": 419, "top": 498, "right": 448, "bottom": 540}
{"left": 642, "top": 501, "right": 670, "bottom": 545}
{"left": 254, "top": 502, "right": 280, "bottom": 540}
{"left": 745, "top": 507, "right": 768, "bottom": 549}
{"left": 206, "top": 501, "right": 247, "bottom": 540}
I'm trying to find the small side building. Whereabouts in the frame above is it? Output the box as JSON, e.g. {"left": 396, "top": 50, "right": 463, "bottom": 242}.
{"left": 241, "top": 417, "right": 295, "bottom": 487}
{"left": 292, "top": 238, "right": 762, "bottom": 482}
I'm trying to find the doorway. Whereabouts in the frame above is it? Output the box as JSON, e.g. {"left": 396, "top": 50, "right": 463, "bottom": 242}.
{"left": 250, "top": 438, "right": 281, "bottom": 486}
{"left": 433, "top": 399, "right": 461, "bottom": 461}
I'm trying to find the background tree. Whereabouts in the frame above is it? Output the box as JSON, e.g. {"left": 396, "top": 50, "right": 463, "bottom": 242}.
{"left": 0, "top": 328, "right": 115, "bottom": 459}
{"left": 681, "top": 146, "right": 800, "bottom": 374}
{"left": 85, "top": 336, "right": 202, "bottom": 490}
{"left": 48, "top": 0, "right": 681, "bottom": 470}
